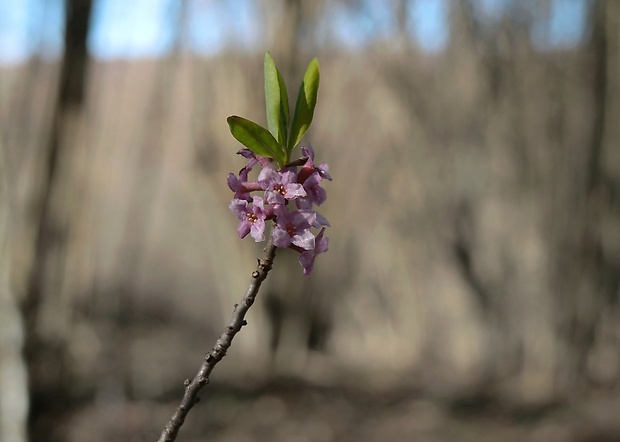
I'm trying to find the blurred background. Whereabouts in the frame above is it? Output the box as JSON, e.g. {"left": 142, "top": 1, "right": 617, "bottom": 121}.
{"left": 1, "top": 0, "right": 619, "bottom": 441}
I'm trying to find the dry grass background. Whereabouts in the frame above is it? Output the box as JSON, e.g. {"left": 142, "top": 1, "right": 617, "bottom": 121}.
{"left": 1, "top": 1, "right": 620, "bottom": 440}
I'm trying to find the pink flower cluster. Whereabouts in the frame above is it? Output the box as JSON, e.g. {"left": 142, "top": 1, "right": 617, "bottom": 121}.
{"left": 228, "top": 145, "right": 331, "bottom": 274}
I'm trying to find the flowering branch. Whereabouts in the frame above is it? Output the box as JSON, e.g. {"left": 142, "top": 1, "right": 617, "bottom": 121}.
{"left": 157, "top": 239, "right": 277, "bottom": 442}
{"left": 226, "top": 53, "right": 330, "bottom": 275}
{"left": 156, "top": 52, "right": 329, "bottom": 441}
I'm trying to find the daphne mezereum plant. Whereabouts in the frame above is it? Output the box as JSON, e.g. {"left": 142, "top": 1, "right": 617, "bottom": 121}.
{"left": 157, "top": 53, "right": 331, "bottom": 442}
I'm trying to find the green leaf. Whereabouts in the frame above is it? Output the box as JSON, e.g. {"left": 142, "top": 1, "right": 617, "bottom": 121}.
{"left": 227, "top": 116, "right": 286, "bottom": 166}
{"left": 264, "top": 52, "right": 290, "bottom": 150}
{"left": 288, "top": 57, "right": 320, "bottom": 153}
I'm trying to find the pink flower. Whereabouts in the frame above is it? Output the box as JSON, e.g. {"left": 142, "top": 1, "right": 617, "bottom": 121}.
{"left": 227, "top": 155, "right": 262, "bottom": 201}
{"left": 298, "top": 144, "right": 332, "bottom": 183}
{"left": 227, "top": 143, "right": 332, "bottom": 274}
{"left": 296, "top": 172, "right": 327, "bottom": 208}
{"left": 271, "top": 206, "right": 316, "bottom": 250}
{"left": 258, "top": 168, "right": 306, "bottom": 205}
{"left": 298, "top": 228, "right": 329, "bottom": 275}
{"left": 227, "top": 173, "right": 262, "bottom": 201}
{"left": 229, "top": 196, "right": 271, "bottom": 242}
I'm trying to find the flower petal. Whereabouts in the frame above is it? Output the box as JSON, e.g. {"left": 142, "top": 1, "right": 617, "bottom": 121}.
{"left": 292, "top": 229, "right": 315, "bottom": 250}
{"left": 271, "top": 227, "right": 292, "bottom": 248}
{"left": 229, "top": 199, "right": 248, "bottom": 219}
{"left": 298, "top": 250, "right": 316, "bottom": 275}
{"left": 237, "top": 220, "right": 251, "bottom": 239}
{"left": 284, "top": 183, "right": 307, "bottom": 199}
{"left": 313, "top": 212, "right": 330, "bottom": 228}
{"left": 250, "top": 219, "right": 266, "bottom": 242}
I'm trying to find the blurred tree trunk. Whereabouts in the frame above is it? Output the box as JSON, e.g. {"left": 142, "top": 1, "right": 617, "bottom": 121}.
{"left": 20, "top": 1, "right": 93, "bottom": 440}
{"left": 0, "top": 140, "right": 28, "bottom": 442}
{"left": 591, "top": 0, "right": 620, "bottom": 190}
{"left": 571, "top": 0, "right": 620, "bottom": 386}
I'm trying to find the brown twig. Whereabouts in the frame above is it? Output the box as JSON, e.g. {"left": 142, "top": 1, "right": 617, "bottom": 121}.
{"left": 157, "top": 240, "right": 278, "bottom": 442}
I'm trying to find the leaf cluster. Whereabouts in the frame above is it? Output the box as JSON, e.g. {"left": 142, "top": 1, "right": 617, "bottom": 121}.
{"left": 227, "top": 52, "right": 320, "bottom": 168}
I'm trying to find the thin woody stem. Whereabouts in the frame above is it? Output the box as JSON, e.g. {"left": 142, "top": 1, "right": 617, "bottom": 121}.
{"left": 157, "top": 239, "right": 278, "bottom": 442}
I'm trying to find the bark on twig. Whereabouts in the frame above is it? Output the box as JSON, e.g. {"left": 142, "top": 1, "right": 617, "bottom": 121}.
{"left": 157, "top": 240, "right": 278, "bottom": 442}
